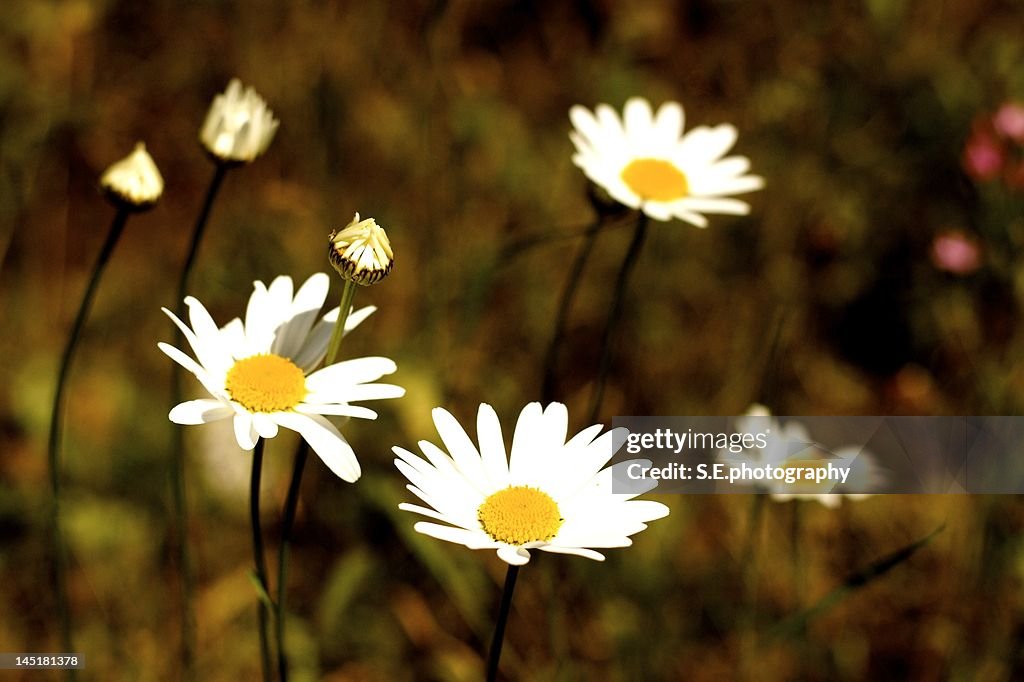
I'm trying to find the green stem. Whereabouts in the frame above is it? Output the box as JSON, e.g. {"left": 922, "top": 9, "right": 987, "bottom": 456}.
{"left": 324, "top": 280, "right": 358, "bottom": 365}
{"left": 541, "top": 213, "right": 607, "bottom": 403}
{"left": 170, "top": 162, "right": 228, "bottom": 679}
{"left": 485, "top": 565, "right": 520, "bottom": 682}
{"left": 276, "top": 279, "right": 358, "bottom": 680}
{"left": 587, "top": 211, "right": 649, "bottom": 424}
{"left": 250, "top": 438, "right": 273, "bottom": 682}
{"left": 46, "top": 205, "right": 131, "bottom": 679}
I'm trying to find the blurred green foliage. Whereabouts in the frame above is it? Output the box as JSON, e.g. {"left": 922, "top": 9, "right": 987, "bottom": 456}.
{"left": 2, "top": 0, "right": 1024, "bottom": 679}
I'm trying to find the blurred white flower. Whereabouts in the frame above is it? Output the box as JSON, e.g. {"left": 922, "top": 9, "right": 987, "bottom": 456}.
{"left": 393, "top": 402, "right": 669, "bottom": 565}
{"left": 328, "top": 213, "right": 394, "bottom": 286}
{"left": 100, "top": 142, "right": 164, "bottom": 209}
{"left": 200, "top": 79, "right": 279, "bottom": 163}
{"left": 569, "top": 97, "right": 764, "bottom": 227}
{"left": 159, "top": 273, "right": 404, "bottom": 482}
{"left": 722, "top": 404, "right": 885, "bottom": 507}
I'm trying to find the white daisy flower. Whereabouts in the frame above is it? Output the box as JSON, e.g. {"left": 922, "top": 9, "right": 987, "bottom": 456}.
{"left": 200, "top": 78, "right": 279, "bottom": 164}
{"left": 569, "top": 97, "right": 764, "bottom": 227}
{"left": 159, "top": 273, "right": 405, "bottom": 482}
{"left": 393, "top": 402, "right": 670, "bottom": 565}
{"left": 722, "top": 404, "right": 885, "bottom": 507}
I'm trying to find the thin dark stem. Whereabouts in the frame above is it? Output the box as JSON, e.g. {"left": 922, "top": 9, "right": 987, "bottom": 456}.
{"left": 170, "top": 162, "right": 228, "bottom": 679}
{"left": 541, "top": 214, "right": 607, "bottom": 403}
{"left": 485, "top": 564, "right": 520, "bottom": 682}
{"left": 741, "top": 494, "right": 766, "bottom": 609}
{"left": 250, "top": 438, "right": 273, "bottom": 682}
{"left": 176, "top": 164, "right": 228, "bottom": 306}
{"left": 275, "top": 442, "right": 308, "bottom": 682}
{"left": 738, "top": 494, "right": 766, "bottom": 675}
{"left": 46, "top": 205, "right": 131, "bottom": 679}
{"left": 499, "top": 213, "right": 629, "bottom": 263}
{"left": 587, "top": 211, "right": 649, "bottom": 424}
{"left": 276, "top": 282, "right": 358, "bottom": 680}
{"left": 791, "top": 501, "right": 803, "bottom": 608}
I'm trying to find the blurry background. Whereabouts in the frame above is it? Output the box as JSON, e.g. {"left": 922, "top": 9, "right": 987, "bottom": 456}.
{"left": 2, "top": 0, "right": 1024, "bottom": 679}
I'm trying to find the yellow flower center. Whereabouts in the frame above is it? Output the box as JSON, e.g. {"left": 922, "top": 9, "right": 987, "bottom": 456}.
{"left": 224, "top": 354, "right": 307, "bottom": 413}
{"left": 621, "top": 158, "right": 689, "bottom": 202}
{"left": 478, "top": 485, "right": 562, "bottom": 545}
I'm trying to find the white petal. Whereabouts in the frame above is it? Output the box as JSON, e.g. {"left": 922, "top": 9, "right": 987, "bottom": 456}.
{"left": 623, "top": 97, "right": 654, "bottom": 145}
{"left": 344, "top": 305, "right": 376, "bottom": 333}
{"left": 508, "top": 402, "right": 544, "bottom": 484}
{"left": 641, "top": 202, "right": 674, "bottom": 221}
{"left": 252, "top": 413, "right": 280, "bottom": 439}
{"left": 539, "top": 545, "right": 606, "bottom": 561}
{"left": 677, "top": 197, "right": 751, "bottom": 215}
{"left": 670, "top": 208, "right": 709, "bottom": 228}
{"left": 432, "top": 407, "right": 487, "bottom": 484}
{"left": 477, "top": 404, "right": 509, "bottom": 487}
{"left": 497, "top": 545, "right": 532, "bottom": 565}
{"left": 296, "top": 403, "right": 378, "bottom": 419}
{"left": 271, "top": 273, "right": 329, "bottom": 360}
{"left": 168, "top": 399, "right": 233, "bottom": 425}
{"left": 157, "top": 342, "right": 227, "bottom": 399}
{"left": 690, "top": 174, "right": 765, "bottom": 197}
{"left": 416, "top": 440, "right": 488, "bottom": 496}
{"left": 267, "top": 275, "right": 295, "bottom": 322}
{"left": 414, "top": 522, "right": 497, "bottom": 549}
{"left": 161, "top": 307, "right": 221, "bottom": 373}
{"left": 184, "top": 297, "right": 234, "bottom": 375}
{"left": 679, "top": 124, "right": 738, "bottom": 166}
{"left": 274, "top": 411, "right": 360, "bottom": 482}
{"left": 291, "top": 305, "right": 376, "bottom": 372}
{"left": 569, "top": 105, "right": 605, "bottom": 149}
{"left": 564, "top": 423, "right": 604, "bottom": 450}
{"left": 243, "top": 281, "right": 274, "bottom": 352}
{"left": 542, "top": 402, "right": 569, "bottom": 449}
{"left": 310, "top": 383, "right": 405, "bottom": 403}
{"left": 233, "top": 413, "right": 258, "bottom": 450}
{"left": 220, "top": 317, "right": 246, "bottom": 348}
{"left": 398, "top": 502, "right": 467, "bottom": 526}
{"left": 653, "top": 102, "right": 684, "bottom": 144}
{"left": 305, "top": 357, "right": 398, "bottom": 392}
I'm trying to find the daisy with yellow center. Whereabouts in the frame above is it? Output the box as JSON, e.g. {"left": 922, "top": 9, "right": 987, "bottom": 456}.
{"left": 570, "top": 97, "right": 764, "bottom": 226}
{"left": 393, "top": 402, "right": 669, "bottom": 565}
{"left": 721, "top": 404, "right": 885, "bottom": 507}
{"left": 159, "top": 273, "right": 405, "bottom": 482}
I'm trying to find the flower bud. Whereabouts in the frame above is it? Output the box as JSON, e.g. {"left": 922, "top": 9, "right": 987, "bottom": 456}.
{"left": 199, "top": 78, "right": 279, "bottom": 164}
{"left": 328, "top": 213, "right": 394, "bottom": 285}
{"left": 100, "top": 142, "right": 164, "bottom": 210}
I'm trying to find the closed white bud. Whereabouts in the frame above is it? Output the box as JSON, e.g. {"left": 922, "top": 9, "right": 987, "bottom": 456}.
{"left": 328, "top": 213, "right": 394, "bottom": 285}
{"left": 199, "top": 79, "right": 279, "bottom": 163}
{"left": 100, "top": 142, "right": 164, "bottom": 209}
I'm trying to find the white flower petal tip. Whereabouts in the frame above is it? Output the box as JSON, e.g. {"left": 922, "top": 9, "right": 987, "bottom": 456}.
{"left": 158, "top": 273, "right": 403, "bottom": 482}
{"left": 394, "top": 402, "right": 669, "bottom": 564}
{"left": 200, "top": 78, "right": 279, "bottom": 163}
{"left": 569, "top": 97, "right": 762, "bottom": 226}
{"left": 100, "top": 142, "right": 163, "bottom": 209}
